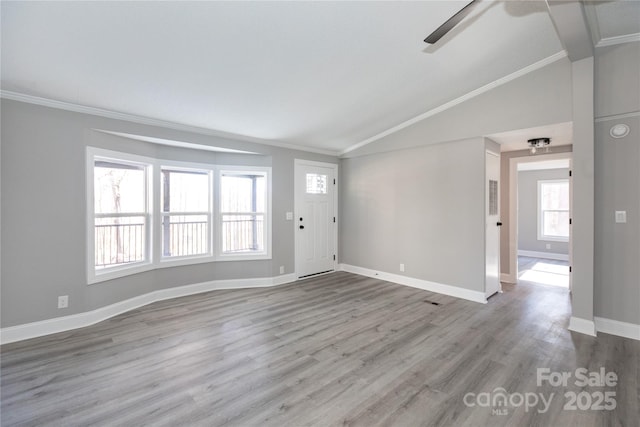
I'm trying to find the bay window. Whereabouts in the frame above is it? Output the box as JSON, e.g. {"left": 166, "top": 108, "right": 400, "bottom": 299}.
{"left": 87, "top": 147, "right": 271, "bottom": 284}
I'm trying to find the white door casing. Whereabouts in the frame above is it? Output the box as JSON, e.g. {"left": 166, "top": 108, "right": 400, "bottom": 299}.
{"left": 295, "top": 160, "right": 337, "bottom": 278}
{"left": 486, "top": 150, "right": 502, "bottom": 298}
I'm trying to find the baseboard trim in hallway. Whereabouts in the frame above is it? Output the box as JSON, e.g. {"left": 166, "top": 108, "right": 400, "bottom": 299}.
{"left": 568, "top": 316, "right": 597, "bottom": 336}
{"left": 595, "top": 316, "right": 640, "bottom": 341}
{"left": 339, "top": 263, "right": 488, "bottom": 304}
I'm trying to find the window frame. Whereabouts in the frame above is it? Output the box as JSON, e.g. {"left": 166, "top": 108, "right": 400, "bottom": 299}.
{"left": 537, "top": 179, "right": 570, "bottom": 243}
{"left": 87, "top": 147, "right": 154, "bottom": 284}
{"left": 87, "top": 148, "right": 272, "bottom": 285}
{"left": 216, "top": 166, "right": 272, "bottom": 261}
{"left": 158, "top": 161, "right": 215, "bottom": 267}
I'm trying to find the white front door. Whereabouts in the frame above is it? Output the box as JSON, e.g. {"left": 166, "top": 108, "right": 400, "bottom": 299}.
{"left": 486, "top": 151, "right": 502, "bottom": 298}
{"left": 295, "top": 160, "right": 337, "bottom": 278}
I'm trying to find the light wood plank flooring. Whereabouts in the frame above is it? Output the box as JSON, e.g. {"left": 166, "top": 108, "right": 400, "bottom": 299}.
{"left": 1, "top": 272, "right": 638, "bottom": 426}
{"left": 518, "top": 256, "right": 570, "bottom": 288}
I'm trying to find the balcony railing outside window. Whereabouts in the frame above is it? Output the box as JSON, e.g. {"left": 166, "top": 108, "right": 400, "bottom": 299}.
{"left": 222, "top": 215, "right": 264, "bottom": 253}
{"left": 96, "top": 216, "right": 264, "bottom": 267}
{"left": 95, "top": 218, "right": 145, "bottom": 268}
{"left": 162, "top": 215, "right": 208, "bottom": 258}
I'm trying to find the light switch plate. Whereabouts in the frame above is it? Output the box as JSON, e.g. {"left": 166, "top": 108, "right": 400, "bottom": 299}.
{"left": 615, "top": 211, "right": 627, "bottom": 223}
{"left": 286, "top": 212, "right": 293, "bottom": 220}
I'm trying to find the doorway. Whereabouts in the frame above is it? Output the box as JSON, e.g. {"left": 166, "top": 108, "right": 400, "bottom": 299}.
{"left": 510, "top": 153, "right": 572, "bottom": 289}
{"left": 294, "top": 160, "right": 338, "bottom": 278}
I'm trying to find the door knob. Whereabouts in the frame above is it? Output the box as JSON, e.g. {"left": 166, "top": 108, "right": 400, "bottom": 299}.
{"left": 299, "top": 225, "right": 305, "bottom": 229}
{"left": 496, "top": 222, "right": 503, "bottom": 226}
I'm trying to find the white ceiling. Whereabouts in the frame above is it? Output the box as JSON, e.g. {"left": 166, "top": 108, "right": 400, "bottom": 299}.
{"left": 0, "top": 2, "right": 635, "bottom": 154}
{"left": 489, "top": 121, "right": 573, "bottom": 152}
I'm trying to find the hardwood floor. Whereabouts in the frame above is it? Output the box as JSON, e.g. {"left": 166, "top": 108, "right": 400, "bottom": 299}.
{"left": 518, "top": 256, "right": 570, "bottom": 288}
{"left": 1, "top": 272, "right": 638, "bottom": 426}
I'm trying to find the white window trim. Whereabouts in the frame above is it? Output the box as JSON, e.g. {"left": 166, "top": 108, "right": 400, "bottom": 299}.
{"left": 86, "top": 147, "right": 154, "bottom": 284}
{"left": 87, "top": 148, "right": 272, "bottom": 285}
{"left": 157, "top": 160, "right": 215, "bottom": 267}
{"left": 537, "top": 179, "right": 570, "bottom": 243}
{"left": 216, "top": 165, "right": 272, "bottom": 261}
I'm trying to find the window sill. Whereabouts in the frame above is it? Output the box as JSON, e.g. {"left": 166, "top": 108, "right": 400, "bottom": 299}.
{"left": 537, "top": 236, "right": 569, "bottom": 243}
{"left": 89, "top": 253, "right": 271, "bottom": 284}
{"left": 217, "top": 253, "right": 271, "bottom": 262}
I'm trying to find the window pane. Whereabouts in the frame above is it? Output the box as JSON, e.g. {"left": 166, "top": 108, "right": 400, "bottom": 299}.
{"left": 162, "top": 169, "right": 209, "bottom": 213}
{"left": 489, "top": 180, "right": 498, "bottom": 215}
{"left": 306, "top": 173, "right": 327, "bottom": 194}
{"left": 541, "top": 181, "right": 569, "bottom": 210}
{"left": 94, "top": 162, "right": 145, "bottom": 214}
{"left": 95, "top": 216, "right": 145, "bottom": 268}
{"left": 162, "top": 214, "right": 208, "bottom": 257}
{"left": 221, "top": 174, "right": 265, "bottom": 213}
{"left": 222, "top": 214, "right": 264, "bottom": 253}
{"left": 543, "top": 211, "right": 570, "bottom": 238}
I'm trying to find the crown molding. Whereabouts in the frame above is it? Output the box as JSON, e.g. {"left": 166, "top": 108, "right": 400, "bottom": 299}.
{"left": 339, "top": 51, "right": 569, "bottom": 156}
{"left": 0, "top": 90, "right": 339, "bottom": 157}
{"left": 595, "top": 111, "right": 640, "bottom": 123}
{"left": 596, "top": 33, "right": 640, "bottom": 48}
{"left": 583, "top": 1, "right": 640, "bottom": 48}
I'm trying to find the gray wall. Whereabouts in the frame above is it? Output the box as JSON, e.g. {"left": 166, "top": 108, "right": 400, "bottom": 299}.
{"left": 1, "top": 99, "right": 337, "bottom": 327}
{"left": 568, "top": 57, "right": 595, "bottom": 324}
{"left": 593, "top": 42, "right": 640, "bottom": 325}
{"left": 340, "top": 138, "right": 487, "bottom": 292}
{"left": 344, "top": 57, "right": 572, "bottom": 158}
{"left": 517, "top": 169, "right": 570, "bottom": 255}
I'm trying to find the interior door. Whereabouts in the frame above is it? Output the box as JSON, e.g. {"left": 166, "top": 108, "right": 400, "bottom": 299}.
{"left": 486, "top": 151, "right": 502, "bottom": 298}
{"left": 295, "top": 161, "right": 336, "bottom": 278}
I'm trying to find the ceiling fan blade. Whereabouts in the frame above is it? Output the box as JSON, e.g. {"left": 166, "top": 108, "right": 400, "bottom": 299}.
{"left": 424, "top": 0, "right": 479, "bottom": 44}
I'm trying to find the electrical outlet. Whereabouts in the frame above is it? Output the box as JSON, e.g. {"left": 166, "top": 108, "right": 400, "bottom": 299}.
{"left": 400, "top": 263, "right": 405, "bottom": 272}
{"left": 58, "top": 295, "right": 69, "bottom": 309}
{"left": 279, "top": 266, "right": 285, "bottom": 274}
{"left": 546, "top": 243, "right": 551, "bottom": 250}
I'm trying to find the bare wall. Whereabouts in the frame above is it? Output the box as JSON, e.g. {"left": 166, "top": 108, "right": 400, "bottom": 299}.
{"left": 593, "top": 41, "right": 640, "bottom": 325}
{"left": 344, "top": 58, "right": 572, "bottom": 158}
{"left": 340, "top": 138, "right": 486, "bottom": 292}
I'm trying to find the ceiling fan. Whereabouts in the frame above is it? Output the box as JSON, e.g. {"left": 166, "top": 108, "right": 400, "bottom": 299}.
{"left": 424, "top": 0, "right": 479, "bottom": 44}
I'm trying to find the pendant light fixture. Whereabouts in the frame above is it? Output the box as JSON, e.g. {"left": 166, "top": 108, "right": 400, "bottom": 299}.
{"left": 528, "top": 137, "right": 551, "bottom": 154}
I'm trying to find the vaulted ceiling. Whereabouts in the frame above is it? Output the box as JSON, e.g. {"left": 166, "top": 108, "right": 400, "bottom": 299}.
{"left": 1, "top": 1, "right": 638, "bottom": 155}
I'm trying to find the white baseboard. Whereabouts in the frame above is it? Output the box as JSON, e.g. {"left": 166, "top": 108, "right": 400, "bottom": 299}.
{"left": 568, "top": 316, "right": 597, "bottom": 336}
{"left": 595, "top": 317, "right": 640, "bottom": 341}
{"left": 500, "top": 273, "right": 516, "bottom": 284}
{"left": 517, "top": 250, "right": 569, "bottom": 261}
{"left": 0, "top": 273, "right": 298, "bottom": 345}
{"left": 339, "top": 263, "right": 487, "bottom": 304}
